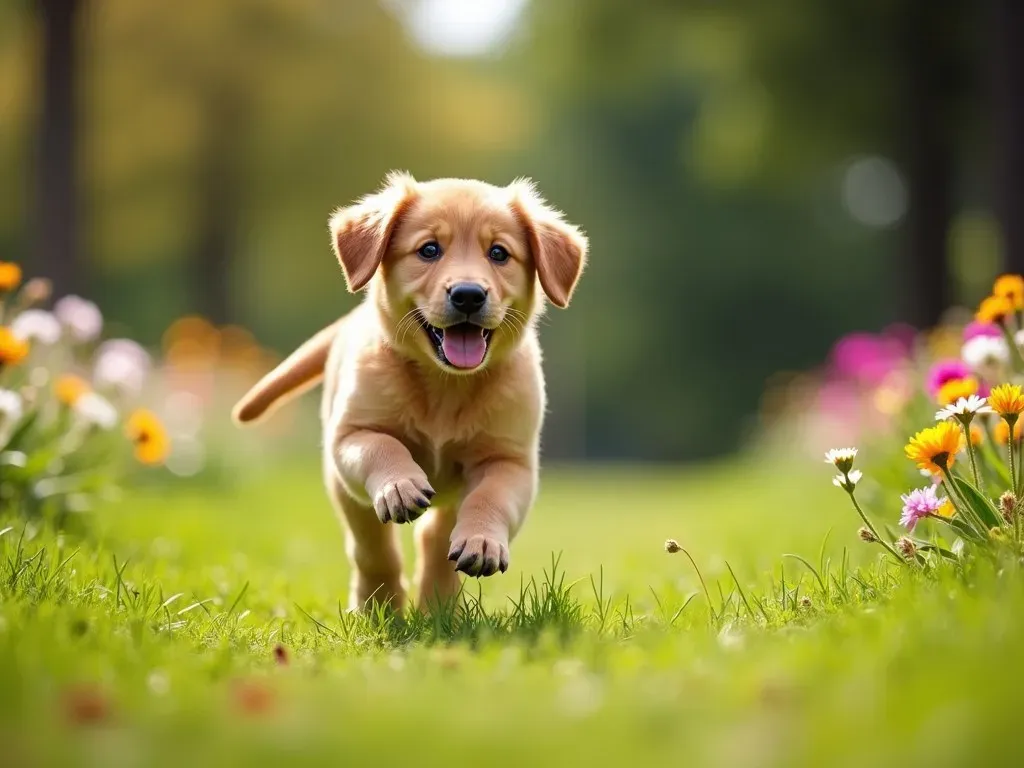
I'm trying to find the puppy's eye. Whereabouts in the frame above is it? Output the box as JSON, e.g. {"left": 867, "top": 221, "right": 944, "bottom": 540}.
{"left": 418, "top": 241, "right": 442, "bottom": 261}
{"left": 488, "top": 245, "right": 510, "bottom": 264}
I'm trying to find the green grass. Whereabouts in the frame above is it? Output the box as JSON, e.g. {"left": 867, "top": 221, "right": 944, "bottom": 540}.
{"left": 2, "top": 452, "right": 1023, "bottom": 766}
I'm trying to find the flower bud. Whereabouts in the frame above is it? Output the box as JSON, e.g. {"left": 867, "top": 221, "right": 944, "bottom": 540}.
{"left": 858, "top": 527, "right": 878, "bottom": 543}
{"left": 664, "top": 539, "right": 681, "bottom": 554}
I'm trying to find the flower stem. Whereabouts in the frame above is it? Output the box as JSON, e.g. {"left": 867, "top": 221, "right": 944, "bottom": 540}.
{"left": 961, "top": 422, "right": 983, "bottom": 492}
{"left": 1000, "top": 322, "right": 1024, "bottom": 373}
{"left": 941, "top": 471, "right": 989, "bottom": 539}
{"left": 846, "top": 491, "right": 903, "bottom": 562}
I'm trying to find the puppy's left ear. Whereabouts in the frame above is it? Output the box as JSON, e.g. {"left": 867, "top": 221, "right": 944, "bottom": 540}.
{"left": 510, "top": 179, "right": 588, "bottom": 308}
{"left": 330, "top": 171, "right": 417, "bottom": 292}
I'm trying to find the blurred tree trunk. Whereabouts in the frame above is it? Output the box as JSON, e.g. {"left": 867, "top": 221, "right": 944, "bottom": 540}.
{"left": 992, "top": 0, "right": 1024, "bottom": 274}
{"left": 191, "top": 86, "right": 243, "bottom": 325}
{"left": 34, "top": 0, "right": 83, "bottom": 296}
{"left": 899, "top": 0, "right": 954, "bottom": 330}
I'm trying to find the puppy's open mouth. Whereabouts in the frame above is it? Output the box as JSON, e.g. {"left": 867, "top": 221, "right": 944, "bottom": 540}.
{"left": 420, "top": 319, "right": 493, "bottom": 370}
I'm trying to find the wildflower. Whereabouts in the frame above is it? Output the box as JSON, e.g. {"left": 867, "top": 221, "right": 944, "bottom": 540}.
{"left": 896, "top": 537, "right": 917, "bottom": 560}
{"left": 10, "top": 309, "right": 62, "bottom": 345}
{"left": 125, "top": 409, "right": 170, "bottom": 466}
{"left": 0, "top": 388, "right": 23, "bottom": 423}
{"left": 94, "top": 339, "right": 151, "bottom": 394}
{"left": 899, "top": 486, "right": 944, "bottom": 532}
{"left": 858, "top": 527, "right": 878, "bottom": 543}
{"left": 0, "top": 327, "right": 30, "bottom": 367}
{"left": 664, "top": 539, "right": 681, "bottom": 554}
{"left": 970, "top": 424, "right": 984, "bottom": 446}
{"left": 935, "top": 394, "right": 994, "bottom": 424}
{"left": 961, "top": 335, "right": 1009, "bottom": 375}
{"left": 54, "top": 374, "right": 91, "bottom": 406}
{"left": 926, "top": 360, "right": 971, "bottom": 398}
{"left": 988, "top": 383, "right": 1024, "bottom": 419}
{"left": 936, "top": 377, "right": 979, "bottom": 406}
{"left": 994, "top": 274, "right": 1024, "bottom": 310}
{"left": 905, "top": 422, "right": 963, "bottom": 474}
{"left": 824, "top": 447, "right": 858, "bottom": 474}
{"left": 976, "top": 294, "right": 1014, "bottom": 325}
{"left": 0, "top": 261, "right": 22, "bottom": 293}
{"left": 937, "top": 498, "right": 955, "bottom": 519}
{"left": 964, "top": 320, "right": 1003, "bottom": 341}
{"left": 20, "top": 277, "right": 52, "bottom": 307}
{"left": 994, "top": 419, "right": 1023, "bottom": 445}
{"left": 799, "top": 596, "right": 812, "bottom": 609}
{"left": 54, "top": 295, "right": 102, "bottom": 343}
{"left": 73, "top": 392, "right": 118, "bottom": 430}
{"left": 1000, "top": 491, "right": 1017, "bottom": 523}
{"left": 832, "top": 469, "right": 863, "bottom": 492}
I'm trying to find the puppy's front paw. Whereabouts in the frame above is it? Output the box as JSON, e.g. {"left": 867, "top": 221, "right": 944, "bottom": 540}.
{"left": 448, "top": 531, "right": 509, "bottom": 577}
{"left": 372, "top": 474, "right": 434, "bottom": 524}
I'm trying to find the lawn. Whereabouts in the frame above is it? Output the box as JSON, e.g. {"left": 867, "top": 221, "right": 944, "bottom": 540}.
{"left": 2, "top": 449, "right": 1022, "bottom": 767}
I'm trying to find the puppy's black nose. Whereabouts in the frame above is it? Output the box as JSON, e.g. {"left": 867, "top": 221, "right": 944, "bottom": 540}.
{"left": 448, "top": 283, "right": 488, "bottom": 315}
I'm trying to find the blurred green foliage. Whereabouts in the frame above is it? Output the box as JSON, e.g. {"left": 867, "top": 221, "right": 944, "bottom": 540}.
{"left": 0, "top": 0, "right": 1003, "bottom": 459}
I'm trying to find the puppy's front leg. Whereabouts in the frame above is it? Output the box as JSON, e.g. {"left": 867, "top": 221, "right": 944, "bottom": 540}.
{"left": 449, "top": 458, "right": 535, "bottom": 577}
{"left": 335, "top": 429, "right": 434, "bottom": 524}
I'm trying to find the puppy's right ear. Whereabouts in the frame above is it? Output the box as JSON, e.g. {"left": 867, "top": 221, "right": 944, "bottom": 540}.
{"left": 330, "top": 171, "right": 417, "bottom": 292}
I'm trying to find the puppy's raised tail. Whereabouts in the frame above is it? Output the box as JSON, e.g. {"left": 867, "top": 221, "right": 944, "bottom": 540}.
{"left": 232, "top": 321, "right": 340, "bottom": 425}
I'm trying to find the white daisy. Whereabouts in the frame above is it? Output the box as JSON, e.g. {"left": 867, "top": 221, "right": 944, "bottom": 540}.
{"left": 54, "top": 295, "right": 103, "bottom": 343}
{"left": 94, "top": 338, "right": 151, "bottom": 394}
{"left": 832, "top": 469, "right": 863, "bottom": 492}
{"left": 962, "top": 335, "right": 1009, "bottom": 376}
{"left": 825, "top": 447, "right": 858, "bottom": 474}
{"left": 73, "top": 392, "right": 118, "bottom": 430}
{"left": 0, "top": 388, "right": 23, "bottom": 423}
{"left": 935, "top": 394, "right": 994, "bottom": 423}
{"left": 10, "top": 310, "right": 62, "bottom": 345}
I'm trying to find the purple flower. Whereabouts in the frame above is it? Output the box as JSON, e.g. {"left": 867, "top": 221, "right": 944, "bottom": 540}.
{"left": 900, "top": 486, "right": 943, "bottom": 532}
{"left": 926, "top": 359, "right": 971, "bottom": 398}
{"left": 964, "top": 321, "right": 1003, "bottom": 342}
{"left": 830, "top": 332, "right": 908, "bottom": 387}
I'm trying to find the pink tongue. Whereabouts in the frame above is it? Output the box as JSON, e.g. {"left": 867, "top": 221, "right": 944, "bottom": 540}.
{"left": 441, "top": 326, "right": 487, "bottom": 369}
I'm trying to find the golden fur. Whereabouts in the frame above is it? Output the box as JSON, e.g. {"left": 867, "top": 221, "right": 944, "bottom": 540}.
{"left": 232, "top": 173, "right": 587, "bottom": 611}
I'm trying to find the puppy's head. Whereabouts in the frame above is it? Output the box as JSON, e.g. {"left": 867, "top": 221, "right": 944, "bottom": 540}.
{"left": 330, "top": 173, "right": 587, "bottom": 373}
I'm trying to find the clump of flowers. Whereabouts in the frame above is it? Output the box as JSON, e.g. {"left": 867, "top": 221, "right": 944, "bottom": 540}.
{"left": 825, "top": 274, "right": 1024, "bottom": 567}
{"left": 0, "top": 262, "right": 170, "bottom": 527}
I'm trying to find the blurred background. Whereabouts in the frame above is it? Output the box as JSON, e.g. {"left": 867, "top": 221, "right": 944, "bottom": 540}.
{"left": 2, "top": 0, "right": 1023, "bottom": 463}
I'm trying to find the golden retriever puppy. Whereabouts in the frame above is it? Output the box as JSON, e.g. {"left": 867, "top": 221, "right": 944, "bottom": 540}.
{"left": 232, "top": 173, "right": 587, "bottom": 612}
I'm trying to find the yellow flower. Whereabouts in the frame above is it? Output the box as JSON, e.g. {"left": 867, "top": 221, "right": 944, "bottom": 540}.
{"left": 905, "top": 421, "right": 963, "bottom": 474}
{"left": 125, "top": 409, "right": 170, "bottom": 466}
{"left": 970, "top": 424, "right": 984, "bottom": 446}
{"left": 995, "top": 419, "right": 1023, "bottom": 445}
{"left": 0, "top": 262, "right": 22, "bottom": 293}
{"left": 936, "top": 377, "right": 978, "bottom": 406}
{"left": 937, "top": 498, "right": 955, "bottom": 519}
{"left": 0, "top": 326, "right": 30, "bottom": 366}
{"left": 54, "top": 374, "right": 91, "bottom": 406}
{"left": 976, "top": 294, "right": 1014, "bottom": 325}
{"left": 994, "top": 274, "right": 1024, "bottom": 310}
{"left": 988, "top": 383, "right": 1024, "bottom": 418}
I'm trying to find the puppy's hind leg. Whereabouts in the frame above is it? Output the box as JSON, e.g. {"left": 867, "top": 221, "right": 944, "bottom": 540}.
{"left": 324, "top": 461, "right": 406, "bottom": 612}
{"left": 415, "top": 507, "right": 462, "bottom": 613}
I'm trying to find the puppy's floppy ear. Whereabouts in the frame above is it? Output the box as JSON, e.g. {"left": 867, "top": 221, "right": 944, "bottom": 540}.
{"left": 330, "top": 171, "right": 417, "bottom": 292}
{"left": 509, "top": 179, "right": 588, "bottom": 308}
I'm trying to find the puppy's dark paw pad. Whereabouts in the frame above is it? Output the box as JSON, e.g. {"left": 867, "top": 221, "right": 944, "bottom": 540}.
{"left": 373, "top": 477, "right": 434, "bottom": 524}
{"left": 447, "top": 533, "right": 509, "bottom": 578}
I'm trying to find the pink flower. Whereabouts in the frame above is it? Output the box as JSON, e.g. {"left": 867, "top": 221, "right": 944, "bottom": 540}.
{"left": 963, "top": 321, "right": 1002, "bottom": 342}
{"left": 900, "top": 486, "right": 943, "bottom": 532}
{"left": 830, "top": 332, "right": 908, "bottom": 387}
{"left": 926, "top": 359, "right": 971, "bottom": 398}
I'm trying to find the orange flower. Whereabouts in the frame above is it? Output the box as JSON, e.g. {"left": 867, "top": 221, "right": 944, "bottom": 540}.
{"left": 995, "top": 419, "right": 1023, "bottom": 445}
{"left": 936, "top": 377, "right": 978, "bottom": 406}
{"left": 54, "top": 374, "right": 91, "bottom": 406}
{"left": 0, "top": 326, "right": 29, "bottom": 366}
{"left": 0, "top": 262, "right": 22, "bottom": 293}
{"left": 989, "top": 383, "right": 1024, "bottom": 418}
{"left": 994, "top": 274, "right": 1024, "bottom": 310}
{"left": 976, "top": 295, "right": 1014, "bottom": 325}
{"left": 970, "top": 424, "right": 984, "bottom": 446}
{"left": 125, "top": 409, "right": 170, "bottom": 466}
{"left": 905, "top": 421, "right": 963, "bottom": 474}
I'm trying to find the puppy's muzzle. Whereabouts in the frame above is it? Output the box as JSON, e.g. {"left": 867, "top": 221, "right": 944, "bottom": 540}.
{"left": 447, "top": 282, "right": 488, "bottom": 317}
